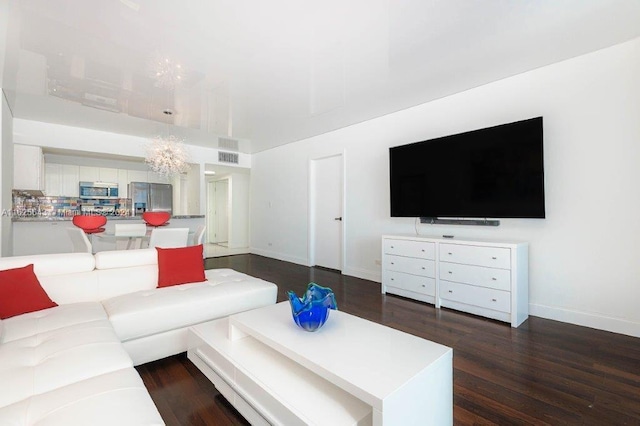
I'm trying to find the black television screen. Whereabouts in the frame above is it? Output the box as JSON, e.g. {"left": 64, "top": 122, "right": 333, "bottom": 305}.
{"left": 389, "top": 117, "right": 545, "bottom": 219}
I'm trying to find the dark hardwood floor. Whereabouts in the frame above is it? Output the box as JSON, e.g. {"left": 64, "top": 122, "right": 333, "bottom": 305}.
{"left": 136, "top": 254, "right": 640, "bottom": 425}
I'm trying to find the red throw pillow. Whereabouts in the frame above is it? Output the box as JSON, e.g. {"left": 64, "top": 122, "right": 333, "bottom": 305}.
{"left": 0, "top": 264, "right": 58, "bottom": 319}
{"left": 156, "top": 245, "right": 206, "bottom": 288}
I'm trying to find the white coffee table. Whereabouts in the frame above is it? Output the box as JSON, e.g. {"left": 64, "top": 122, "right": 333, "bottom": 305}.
{"left": 187, "top": 302, "right": 452, "bottom": 425}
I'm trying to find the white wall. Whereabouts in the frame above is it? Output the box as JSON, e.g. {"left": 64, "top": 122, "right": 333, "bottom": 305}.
{"left": 229, "top": 172, "right": 250, "bottom": 248}
{"left": 1, "top": 90, "right": 14, "bottom": 256}
{"left": 0, "top": 2, "right": 7, "bottom": 85}
{"left": 250, "top": 37, "right": 640, "bottom": 338}
{"left": 0, "top": 1, "right": 15, "bottom": 256}
{"left": 13, "top": 119, "right": 251, "bottom": 214}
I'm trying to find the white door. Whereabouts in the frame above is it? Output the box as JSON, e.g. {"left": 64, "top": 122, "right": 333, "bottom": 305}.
{"left": 213, "top": 179, "right": 229, "bottom": 244}
{"left": 312, "top": 155, "right": 343, "bottom": 270}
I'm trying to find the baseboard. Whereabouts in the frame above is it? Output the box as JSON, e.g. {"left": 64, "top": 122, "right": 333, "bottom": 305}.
{"left": 342, "top": 266, "right": 381, "bottom": 283}
{"left": 249, "top": 247, "right": 310, "bottom": 267}
{"left": 529, "top": 303, "right": 640, "bottom": 338}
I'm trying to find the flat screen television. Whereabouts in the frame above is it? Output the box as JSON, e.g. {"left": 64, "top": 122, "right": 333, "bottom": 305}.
{"left": 389, "top": 117, "right": 545, "bottom": 219}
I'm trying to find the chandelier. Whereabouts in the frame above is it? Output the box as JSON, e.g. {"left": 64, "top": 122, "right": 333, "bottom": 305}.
{"left": 150, "top": 55, "right": 184, "bottom": 89}
{"left": 145, "top": 135, "right": 190, "bottom": 177}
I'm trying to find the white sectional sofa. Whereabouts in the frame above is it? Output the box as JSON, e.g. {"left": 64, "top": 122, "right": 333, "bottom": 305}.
{"left": 0, "top": 248, "right": 278, "bottom": 425}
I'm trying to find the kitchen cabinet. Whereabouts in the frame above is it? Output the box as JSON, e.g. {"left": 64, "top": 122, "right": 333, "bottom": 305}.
{"left": 79, "top": 166, "right": 118, "bottom": 182}
{"left": 45, "top": 164, "right": 79, "bottom": 196}
{"left": 117, "top": 169, "right": 129, "bottom": 198}
{"left": 44, "top": 163, "right": 61, "bottom": 196}
{"left": 13, "top": 221, "right": 77, "bottom": 255}
{"left": 62, "top": 165, "right": 80, "bottom": 197}
{"left": 44, "top": 163, "right": 62, "bottom": 196}
{"left": 99, "top": 167, "right": 118, "bottom": 182}
{"left": 14, "top": 145, "right": 44, "bottom": 190}
{"left": 128, "top": 170, "right": 148, "bottom": 184}
{"left": 79, "top": 166, "right": 100, "bottom": 182}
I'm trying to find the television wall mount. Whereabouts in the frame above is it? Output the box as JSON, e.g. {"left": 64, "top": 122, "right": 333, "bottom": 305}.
{"left": 420, "top": 217, "right": 500, "bottom": 226}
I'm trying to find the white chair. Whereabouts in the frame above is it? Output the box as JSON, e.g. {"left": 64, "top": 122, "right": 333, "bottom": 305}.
{"left": 192, "top": 225, "right": 206, "bottom": 246}
{"left": 191, "top": 225, "right": 206, "bottom": 258}
{"left": 115, "top": 223, "right": 148, "bottom": 250}
{"left": 148, "top": 228, "right": 190, "bottom": 249}
{"left": 67, "top": 228, "right": 92, "bottom": 253}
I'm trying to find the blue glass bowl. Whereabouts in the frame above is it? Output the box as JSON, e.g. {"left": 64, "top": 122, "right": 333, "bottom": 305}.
{"left": 287, "top": 283, "right": 337, "bottom": 332}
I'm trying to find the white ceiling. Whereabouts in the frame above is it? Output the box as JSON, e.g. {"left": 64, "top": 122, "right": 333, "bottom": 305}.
{"left": 2, "top": 0, "right": 640, "bottom": 154}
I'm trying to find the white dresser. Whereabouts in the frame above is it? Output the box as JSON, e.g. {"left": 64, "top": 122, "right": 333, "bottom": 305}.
{"left": 382, "top": 235, "right": 529, "bottom": 327}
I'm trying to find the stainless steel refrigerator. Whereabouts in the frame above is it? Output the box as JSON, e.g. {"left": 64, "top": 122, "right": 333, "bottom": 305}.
{"left": 128, "top": 182, "right": 173, "bottom": 216}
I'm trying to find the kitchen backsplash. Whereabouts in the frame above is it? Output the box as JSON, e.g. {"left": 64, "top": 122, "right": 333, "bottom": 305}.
{"left": 12, "top": 190, "right": 132, "bottom": 217}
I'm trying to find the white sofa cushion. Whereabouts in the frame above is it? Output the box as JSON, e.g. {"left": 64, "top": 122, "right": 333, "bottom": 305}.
{"left": 0, "top": 253, "right": 100, "bottom": 305}
{"left": 94, "top": 248, "right": 157, "bottom": 270}
{"left": 102, "top": 269, "right": 278, "bottom": 342}
{"left": 1, "top": 302, "right": 107, "bottom": 343}
{"left": 0, "top": 318, "right": 132, "bottom": 407}
{"left": 0, "top": 368, "right": 164, "bottom": 425}
{"left": 0, "top": 253, "right": 95, "bottom": 276}
{"left": 97, "top": 264, "right": 158, "bottom": 300}
{"left": 95, "top": 249, "right": 159, "bottom": 299}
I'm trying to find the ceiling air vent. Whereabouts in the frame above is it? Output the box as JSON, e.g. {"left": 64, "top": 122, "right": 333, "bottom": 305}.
{"left": 81, "top": 93, "right": 120, "bottom": 113}
{"left": 218, "top": 137, "right": 239, "bottom": 151}
{"left": 219, "top": 151, "right": 239, "bottom": 164}
{"left": 84, "top": 93, "right": 117, "bottom": 106}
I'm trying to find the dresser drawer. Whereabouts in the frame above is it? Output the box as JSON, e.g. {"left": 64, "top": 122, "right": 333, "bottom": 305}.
{"left": 440, "top": 280, "right": 511, "bottom": 313}
{"left": 383, "top": 239, "right": 435, "bottom": 260}
{"left": 439, "top": 244, "right": 510, "bottom": 269}
{"left": 439, "top": 262, "right": 511, "bottom": 291}
{"left": 385, "top": 255, "right": 435, "bottom": 278}
{"left": 385, "top": 270, "right": 435, "bottom": 297}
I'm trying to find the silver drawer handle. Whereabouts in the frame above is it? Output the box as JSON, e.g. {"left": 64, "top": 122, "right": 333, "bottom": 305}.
{"left": 448, "top": 290, "right": 453, "bottom": 293}
{"left": 491, "top": 298, "right": 497, "bottom": 302}
{"left": 492, "top": 277, "right": 497, "bottom": 281}
{"left": 391, "top": 278, "right": 394, "bottom": 281}
{"left": 421, "top": 267, "right": 426, "bottom": 270}
{"left": 421, "top": 284, "right": 426, "bottom": 288}
{"left": 448, "top": 271, "right": 452, "bottom": 274}
{"left": 448, "top": 252, "right": 452, "bottom": 255}
{"left": 391, "top": 246, "right": 394, "bottom": 249}
{"left": 421, "top": 249, "right": 425, "bottom": 252}
{"left": 492, "top": 256, "right": 497, "bottom": 260}
{"left": 390, "top": 262, "right": 394, "bottom": 265}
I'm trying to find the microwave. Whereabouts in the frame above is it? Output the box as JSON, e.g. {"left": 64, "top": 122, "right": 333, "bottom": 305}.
{"left": 79, "top": 181, "right": 119, "bottom": 199}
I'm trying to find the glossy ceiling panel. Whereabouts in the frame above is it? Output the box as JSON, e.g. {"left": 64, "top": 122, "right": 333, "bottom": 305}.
{"left": 3, "top": 0, "right": 640, "bottom": 153}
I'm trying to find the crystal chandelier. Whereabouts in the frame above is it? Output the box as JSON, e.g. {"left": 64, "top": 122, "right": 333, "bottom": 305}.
{"left": 150, "top": 55, "right": 184, "bottom": 89}
{"left": 145, "top": 135, "right": 190, "bottom": 177}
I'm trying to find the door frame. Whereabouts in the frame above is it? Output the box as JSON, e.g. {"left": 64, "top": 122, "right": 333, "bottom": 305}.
{"left": 206, "top": 177, "right": 230, "bottom": 244}
{"left": 308, "top": 151, "right": 346, "bottom": 271}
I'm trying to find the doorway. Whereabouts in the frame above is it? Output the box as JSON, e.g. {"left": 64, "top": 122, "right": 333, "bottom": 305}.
{"left": 310, "top": 154, "right": 344, "bottom": 271}
{"left": 207, "top": 178, "right": 229, "bottom": 246}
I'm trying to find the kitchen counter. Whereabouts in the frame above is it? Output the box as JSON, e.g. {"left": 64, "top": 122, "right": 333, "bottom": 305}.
{"left": 12, "top": 215, "right": 205, "bottom": 222}
{"left": 12, "top": 215, "right": 206, "bottom": 256}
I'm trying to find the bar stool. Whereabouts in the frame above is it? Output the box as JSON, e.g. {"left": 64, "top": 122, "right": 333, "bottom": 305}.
{"left": 72, "top": 215, "right": 107, "bottom": 234}
{"left": 142, "top": 211, "right": 170, "bottom": 227}
{"left": 72, "top": 215, "right": 107, "bottom": 253}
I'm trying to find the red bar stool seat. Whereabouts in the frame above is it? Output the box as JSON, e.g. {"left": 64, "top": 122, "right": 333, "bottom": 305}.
{"left": 142, "top": 211, "right": 170, "bottom": 227}
{"left": 72, "top": 215, "right": 107, "bottom": 234}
